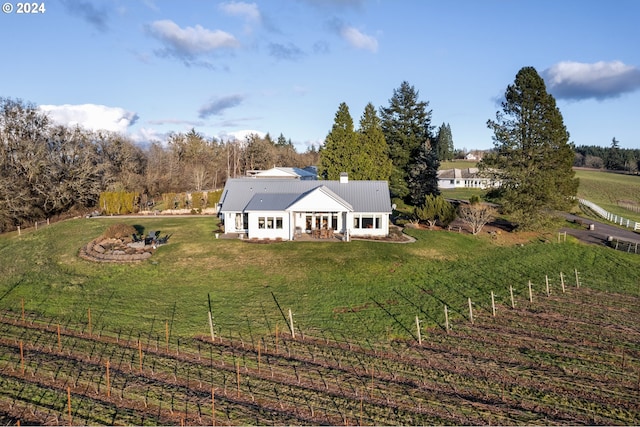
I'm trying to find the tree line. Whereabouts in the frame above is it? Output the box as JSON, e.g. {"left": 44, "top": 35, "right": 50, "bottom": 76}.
{"left": 2, "top": 66, "right": 579, "bottom": 233}
{"left": 0, "top": 98, "right": 318, "bottom": 232}
{"left": 574, "top": 140, "right": 640, "bottom": 173}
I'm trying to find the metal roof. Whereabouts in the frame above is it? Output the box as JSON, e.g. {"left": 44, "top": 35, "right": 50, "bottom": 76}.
{"left": 219, "top": 178, "right": 391, "bottom": 213}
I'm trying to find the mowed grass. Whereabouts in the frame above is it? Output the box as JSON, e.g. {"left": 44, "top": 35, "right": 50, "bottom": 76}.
{"left": 1, "top": 215, "right": 639, "bottom": 345}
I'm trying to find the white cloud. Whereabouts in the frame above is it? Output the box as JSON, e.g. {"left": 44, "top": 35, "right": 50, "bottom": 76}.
{"left": 218, "top": 129, "right": 265, "bottom": 142}
{"left": 340, "top": 26, "right": 378, "bottom": 52}
{"left": 146, "top": 20, "right": 240, "bottom": 57}
{"left": 39, "top": 104, "right": 138, "bottom": 133}
{"left": 219, "top": 1, "right": 261, "bottom": 22}
{"left": 543, "top": 60, "right": 640, "bottom": 100}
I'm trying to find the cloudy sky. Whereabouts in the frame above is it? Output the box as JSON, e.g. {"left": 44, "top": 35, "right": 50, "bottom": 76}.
{"left": 2, "top": 0, "right": 639, "bottom": 151}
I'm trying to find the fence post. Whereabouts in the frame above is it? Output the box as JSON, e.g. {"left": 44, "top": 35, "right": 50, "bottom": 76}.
{"left": 288, "top": 308, "right": 295, "bottom": 339}
{"left": 528, "top": 280, "right": 533, "bottom": 302}
{"left": 545, "top": 275, "right": 550, "bottom": 297}
{"left": 415, "top": 316, "right": 422, "bottom": 345}
{"left": 560, "top": 272, "right": 565, "bottom": 293}
{"left": 574, "top": 269, "right": 580, "bottom": 288}
{"left": 510, "top": 285, "right": 515, "bottom": 308}
{"left": 468, "top": 298, "right": 474, "bottom": 324}
{"left": 491, "top": 291, "right": 496, "bottom": 317}
{"left": 444, "top": 305, "right": 450, "bottom": 333}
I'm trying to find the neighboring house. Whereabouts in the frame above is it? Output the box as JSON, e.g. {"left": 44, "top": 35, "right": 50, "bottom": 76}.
{"left": 246, "top": 167, "right": 317, "bottom": 180}
{"left": 437, "top": 168, "right": 499, "bottom": 189}
{"left": 464, "top": 151, "right": 484, "bottom": 161}
{"left": 218, "top": 173, "right": 392, "bottom": 241}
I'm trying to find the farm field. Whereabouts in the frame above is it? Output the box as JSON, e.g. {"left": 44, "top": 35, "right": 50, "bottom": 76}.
{"left": 1, "top": 283, "right": 638, "bottom": 425}
{"left": 1, "top": 167, "right": 640, "bottom": 425}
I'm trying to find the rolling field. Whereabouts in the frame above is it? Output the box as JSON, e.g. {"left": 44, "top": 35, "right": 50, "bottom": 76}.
{"left": 0, "top": 168, "right": 639, "bottom": 425}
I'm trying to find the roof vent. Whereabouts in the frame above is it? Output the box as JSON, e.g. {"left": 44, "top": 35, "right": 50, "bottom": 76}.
{"left": 339, "top": 172, "right": 348, "bottom": 183}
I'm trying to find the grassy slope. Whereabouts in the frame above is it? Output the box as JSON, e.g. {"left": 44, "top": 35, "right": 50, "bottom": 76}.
{"left": 1, "top": 215, "right": 638, "bottom": 344}
{"left": 575, "top": 169, "right": 640, "bottom": 222}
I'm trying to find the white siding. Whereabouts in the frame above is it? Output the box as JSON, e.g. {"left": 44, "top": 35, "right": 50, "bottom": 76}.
{"left": 247, "top": 211, "right": 290, "bottom": 240}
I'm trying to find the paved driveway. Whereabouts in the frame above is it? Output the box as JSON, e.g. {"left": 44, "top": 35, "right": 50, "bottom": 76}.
{"left": 560, "top": 213, "right": 640, "bottom": 246}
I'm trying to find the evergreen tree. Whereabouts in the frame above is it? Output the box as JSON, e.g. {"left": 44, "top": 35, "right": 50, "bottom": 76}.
{"left": 435, "top": 123, "right": 454, "bottom": 161}
{"left": 606, "top": 137, "right": 625, "bottom": 170}
{"left": 357, "top": 102, "right": 393, "bottom": 181}
{"left": 481, "top": 66, "right": 578, "bottom": 229}
{"left": 318, "top": 102, "right": 358, "bottom": 180}
{"left": 380, "top": 81, "right": 433, "bottom": 200}
{"left": 407, "top": 141, "right": 440, "bottom": 205}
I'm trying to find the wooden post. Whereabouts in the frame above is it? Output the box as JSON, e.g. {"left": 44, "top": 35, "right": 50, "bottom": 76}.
{"left": 528, "top": 280, "right": 533, "bottom": 302}
{"left": 35, "top": 221, "right": 38, "bottom": 231}
{"left": 491, "top": 291, "right": 496, "bottom": 317}
{"left": 106, "top": 360, "right": 111, "bottom": 397}
{"left": 207, "top": 293, "right": 215, "bottom": 342}
{"left": 20, "top": 340, "right": 24, "bottom": 375}
{"left": 288, "top": 308, "right": 295, "bottom": 339}
{"left": 509, "top": 285, "right": 515, "bottom": 309}
{"left": 67, "top": 386, "right": 72, "bottom": 426}
{"left": 575, "top": 268, "right": 580, "bottom": 288}
{"left": 468, "top": 298, "right": 474, "bottom": 324}
{"left": 257, "top": 342, "right": 261, "bottom": 374}
{"left": 236, "top": 360, "right": 240, "bottom": 398}
{"left": 545, "top": 275, "right": 550, "bottom": 297}
{"left": 208, "top": 312, "right": 215, "bottom": 342}
{"left": 57, "top": 324, "right": 61, "bottom": 351}
{"left": 444, "top": 305, "right": 450, "bottom": 333}
{"left": 415, "top": 316, "right": 421, "bottom": 345}
{"left": 165, "top": 320, "right": 169, "bottom": 352}
{"left": 17, "top": 226, "right": 20, "bottom": 236}
{"left": 212, "top": 388, "right": 215, "bottom": 427}
{"left": 138, "top": 340, "right": 143, "bottom": 373}
{"left": 560, "top": 272, "right": 565, "bottom": 293}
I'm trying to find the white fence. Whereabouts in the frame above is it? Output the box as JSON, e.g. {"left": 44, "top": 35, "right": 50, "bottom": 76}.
{"left": 578, "top": 198, "right": 640, "bottom": 231}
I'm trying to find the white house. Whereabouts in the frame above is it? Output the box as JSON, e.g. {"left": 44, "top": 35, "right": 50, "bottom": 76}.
{"left": 437, "top": 168, "right": 499, "bottom": 189}
{"left": 218, "top": 173, "right": 392, "bottom": 241}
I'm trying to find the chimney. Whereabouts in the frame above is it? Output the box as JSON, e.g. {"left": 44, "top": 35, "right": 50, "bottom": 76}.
{"left": 339, "top": 172, "right": 348, "bottom": 183}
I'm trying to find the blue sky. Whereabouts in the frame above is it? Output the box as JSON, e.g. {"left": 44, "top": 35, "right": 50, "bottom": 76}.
{"left": 2, "top": 0, "right": 639, "bottom": 152}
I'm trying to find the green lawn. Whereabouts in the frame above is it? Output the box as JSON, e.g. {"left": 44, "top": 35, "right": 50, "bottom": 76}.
{"left": 1, "top": 216, "right": 638, "bottom": 345}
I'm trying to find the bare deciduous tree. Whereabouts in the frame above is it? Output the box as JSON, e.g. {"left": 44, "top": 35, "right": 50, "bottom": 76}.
{"left": 458, "top": 202, "right": 496, "bottom": 235}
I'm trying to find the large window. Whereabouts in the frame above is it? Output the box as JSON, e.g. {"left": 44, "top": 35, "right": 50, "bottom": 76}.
{"left": 353, "top": 214, "right": 383, "bottom": 229}
{"left": 258, "top": 216, "right": 283, "bottom": 229}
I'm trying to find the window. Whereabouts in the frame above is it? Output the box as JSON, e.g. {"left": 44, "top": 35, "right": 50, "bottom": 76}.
{"left": 258, "top": 216, "right": 283, "bottom": 230}
{"left": 353, "top": 214, "right": 381, "bottom": 229}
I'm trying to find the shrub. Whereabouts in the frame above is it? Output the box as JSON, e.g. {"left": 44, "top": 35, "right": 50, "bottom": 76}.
{"left": 101, "top": 223, "right": 137, "bottom": 240}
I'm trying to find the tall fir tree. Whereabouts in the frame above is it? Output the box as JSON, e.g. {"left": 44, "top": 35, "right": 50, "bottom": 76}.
{"left": 318, "top": 102, "right": 358, "bottom": 180}
{"left": 407, "top": 141, "right": 440, "bottom": 205}
{"left": 435, "top": 123, "right": 454, "bottom": 161}
{"left": 481, "top": 66, "right": 578, "bottom": 229}
{"left": 380, "top": 81, "right": 434, "bottom": 200}
{"left": 357, "top": 102, "right": 393, "bottom": 181}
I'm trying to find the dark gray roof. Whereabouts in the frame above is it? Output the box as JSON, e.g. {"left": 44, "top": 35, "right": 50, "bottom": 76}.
{"left": 219, "top": 178, "right": 391, "bottom": 213}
